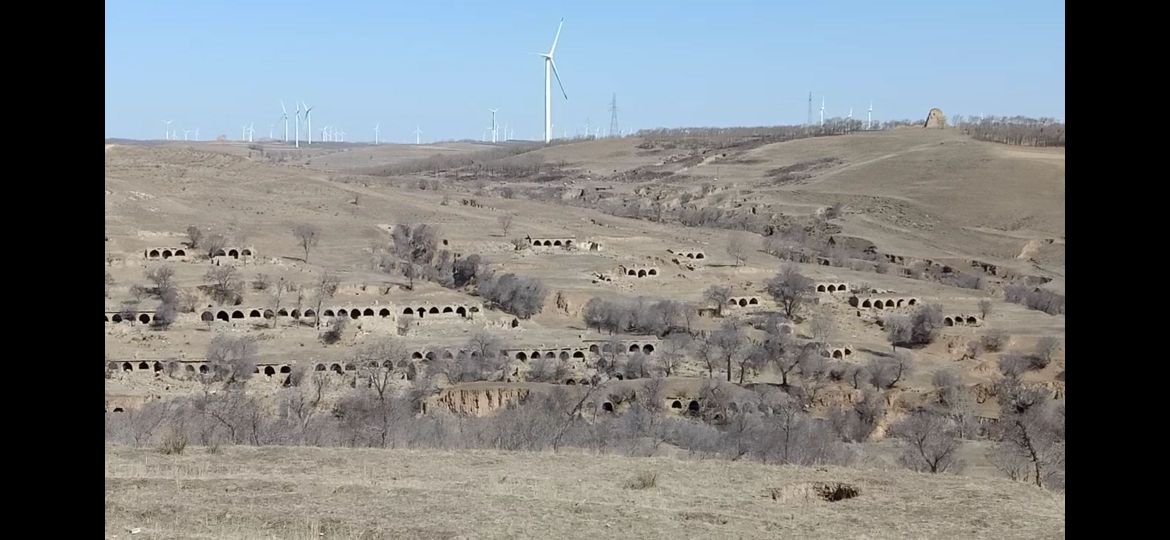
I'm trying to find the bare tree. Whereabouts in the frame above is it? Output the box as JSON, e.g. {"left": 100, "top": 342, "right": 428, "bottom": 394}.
{"left": 203, "top": 266, "right": 243, "bottom": 304}
{"left": 145, "top": 264, "right": 176, "bottom": 298}
{"left": 704, "top": 285, "right": 733, "bottom": 317}
{"left": 185, "top": 225, "right": 204, "bottom": 249}
{"left": 891, "top": 411, "right": 964, "bottom": 474}
{"left": 312, "top": 272, "right": 340, "bottom": 329}
{"left": 932, "top": 368, "right": 962, "bottom": 407}
{"left": 204, "top": 233, "right": 227, "bottom": 258}
{"left": 868, "top": 351, "right": 913, "bottom": 389}
{"left": 498, "top": 215, "right": 514, "bottom": 237}
{"left": 727, "top": 232, "right": 749, "bottom": 267}
{"left": 657, "top": 333, "right": 690, "bottom": 376}
{"left": 206, "top": 335, "right": 259, "bottom": 388}
{"left": 105, "top": 271, "right": 114, "bottom": 298}
{"left": 693, "top": 331, "right": 720, "bottom": 378}
{"left": 992, "top": 382, "right": 1064, "bottom": 489}
{"left": 978, "top": 299, "right": 993, "bottom": 319}
{"left": 292, "top": 223, "right": 321, "bottom": 263}
{"left": 808, "top": 308, "right": 835, "bottom": 341}
{"left": 710, "top": 319, "right": 748, "bottom": 383}
{"left": 765, "top": 265, "right": 813, "bottom": 319}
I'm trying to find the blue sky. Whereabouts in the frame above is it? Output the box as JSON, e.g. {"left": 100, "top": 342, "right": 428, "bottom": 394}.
{"left": 105, "top": 0, "right": 1064, "bottom": 142}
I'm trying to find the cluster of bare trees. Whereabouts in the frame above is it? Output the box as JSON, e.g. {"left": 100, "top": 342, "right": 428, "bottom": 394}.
{"left": 582, "top": 296, "right": 688, "bottom": 336}
{"left": 185, "top": 224, "right": 247, "bottom": 259}
{"left": 883, "top": 304, "right": 945, "bottom": 349}
{"left": 476, "top": 268, "right": 547, "bottom": 319}
{"left": 107, "top": 377, "right": 852, "bottom": 467}
{"left": 959, "top": 117, "right": 1064, "bottom": 147}
{"left": 1004, "top": 284, "right": 1065, "bottom": 315}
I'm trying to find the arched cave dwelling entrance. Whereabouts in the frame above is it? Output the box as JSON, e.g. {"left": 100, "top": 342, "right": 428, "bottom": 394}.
{"left": 688, "top": 400, "right": 700, "bottom": 412}
{"left": 944, "top": 317, "right": 954, "bottom": 326}
{"left": 601, "top": 402, "right": 614, "bottom": 412}
{"left": 264, "top": 366, "right": 275, "bottom": 376}
{"left": 671, "top": 400, "right": 682, "bottom": 409}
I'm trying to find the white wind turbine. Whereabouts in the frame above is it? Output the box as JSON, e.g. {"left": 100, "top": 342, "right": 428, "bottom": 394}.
{"left": 182, "top": 129, "right": 191, "bottom": 141}
{"left": 414, "top": 125, "right": 422, "bottom": 145}
{"left": 248, "top": 123, "right": 255, "bottom": 142}
{"left": 374, "top": 123, "right": 380, "bottom": 144}
{"left": 819, "top": 97, "right": 825, "bottom": 127}
{"left": 269, "top": 124, "right": 275, "bottom": 139}
{"left": 536, "top": 19, "right": 568, "bottom": 144}
{"left": 489, "top": 108, "right": 499, "bottom": 143}
{"left": 867, "top": 102, "right": 873, "bottom": 130}
{"left": 294, "top": 102, "right": 301, "bottom": 148}
{"left": 163, "top": 120, "right": 172, "bottom": 140}
{"left": 280, "top": 100, "right": 290, "bottom": 142}
{"left": 194, "top": 128, "right": 199, "bottom": 141}
{"left": 302, "top": 102, "right": 313, "bottom": 144}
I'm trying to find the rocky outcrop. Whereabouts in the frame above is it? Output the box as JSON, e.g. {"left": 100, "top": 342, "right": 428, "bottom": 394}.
{"left": 924, "top": 108, "right": 946, "bottom": 128}
{"left": 426, "top": 384, "right": 532, "bottom": 416}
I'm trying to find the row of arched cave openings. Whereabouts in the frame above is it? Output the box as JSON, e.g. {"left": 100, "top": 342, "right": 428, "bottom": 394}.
{"left": 144, "top": 248, "right": 253, "bottom": 259}
{"left": 850, "top": 297, "right": 919, "bottom": 309}
{"left": 109, "top": 360, "right": 291, "bottom": 377}
{"left": 815, "top": 283, "right": 849, "bottom": 293}
{"left": 529, "top": 239, "right": 575, "bottom": 247}
{"left": 107, "top": 305, "right": 483, "bottom": 324}
{"left": 624, "top": 267, "right": 659, "bottom": 277}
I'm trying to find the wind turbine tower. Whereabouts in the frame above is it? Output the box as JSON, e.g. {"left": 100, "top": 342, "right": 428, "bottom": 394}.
{"left": 538, "top": 19, "right": 568, "bottom": 144}
{"left": 414, "top": 125, "right": 423, "bottom": 145}
{"left": 280, "top": 101, "right": 290, "bottom": 142}
{"left": 807, "top": 92, "right": 813, "bottom": 127}
{"left": 489, "top": 108, "right": 499, "bottom": 143}
{"left": 375, "top": 123, "right": 380, "bottom": 144}
{"left": 608, "top": 93, "right": 619, "bottom": 138}
{"left": 163, "top": 120, "right": 172, "bottom": 140}
{"left": 867, "top": 102, "right": 873, "bottom": 130}
{"left": 294, "top": 102, "right": 301, "bottom": 148}
{"left": 183, "top": 129, "right": 191, "bottom": 141}
{"left": 819, "top": 97, "right": 825, "bottom": 127}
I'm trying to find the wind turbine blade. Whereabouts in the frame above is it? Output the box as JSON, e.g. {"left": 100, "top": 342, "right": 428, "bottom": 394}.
{"left": 281, "top": 100, "right": 287, "bottom": 114}
{"left": 550, "top": 59, "right": 567, "bottom": 100}
{"left": 549, "top": 18, "right": 563, "bottom": 55}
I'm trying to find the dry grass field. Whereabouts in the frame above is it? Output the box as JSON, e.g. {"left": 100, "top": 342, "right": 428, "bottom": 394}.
{"left": 105, "top": 444, "right": 1064, "bottom": 539}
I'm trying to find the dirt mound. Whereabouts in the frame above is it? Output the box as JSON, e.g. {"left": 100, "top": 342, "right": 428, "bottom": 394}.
{"left": 924, "top": 108, "right": 946, "bottom": 128}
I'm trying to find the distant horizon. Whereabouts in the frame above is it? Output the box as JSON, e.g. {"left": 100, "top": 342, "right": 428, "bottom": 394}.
{"left": 106, "top": 1, "right": 1064, "bottom": 142}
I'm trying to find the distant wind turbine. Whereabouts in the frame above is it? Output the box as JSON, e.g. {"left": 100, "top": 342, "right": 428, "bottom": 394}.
{"left": 374, "top": 122, "right": 380, "bottom": 144}
{"left": 163, "top": 120, "right": 172, "bottom": 140}
{"left": 414, "top": 125, "right": 422, "bottom": 145}
{"left": 294, "top": 102, "right": 301, "bottom": 148}
{"left": 536, "top": 19, "right": 568, "bottom": 144}
{"left": 867, "top": 102, "right": 873, "bottom": 130}
{"left": 280, "top": 100, "right": 290, "bottom": 142}
{"left": 820, "top": 97, "right": 825, "bottom": 127}
{"left": 302, "top": 102, "right": 313, "bottom": 145}
{"left": 182, "top": 129, "right": 191, "bottom": 141}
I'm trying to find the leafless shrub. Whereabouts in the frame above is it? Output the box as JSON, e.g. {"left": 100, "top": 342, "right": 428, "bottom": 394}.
{"left": 321, "top": 316, "right": 347, "bottom": 345}
{"left": 981, "top": 330, "right": 1010, "bottom": 352}
{"left": 206, "top": 335, "right": 259, "bottom": 387}
{"left": 623, "top": 470, "right": 658, "bottom": 490}
{"left": 158, "top": 425, "right": 188, "bottom": 455}
{"left": 978, "top": 299, "right": 993, "bottom": 319}
{"left": 497, "top": 215, "right": 514, "bottom": 237}
{"left": 997, "top": 353, "right": 1032, "bottom": 378}
{"left": 1035, "top": 337, "right": 1059, "bottom": 366}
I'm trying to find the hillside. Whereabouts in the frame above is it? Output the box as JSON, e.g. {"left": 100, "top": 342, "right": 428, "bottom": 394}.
{"left": 105, "top": 445, "right": 1064, "bottom": 539}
